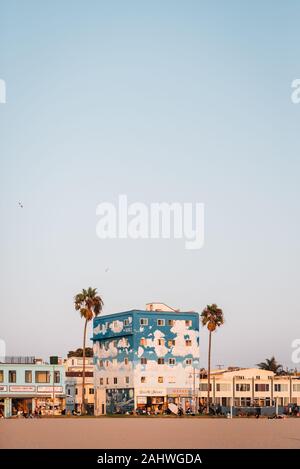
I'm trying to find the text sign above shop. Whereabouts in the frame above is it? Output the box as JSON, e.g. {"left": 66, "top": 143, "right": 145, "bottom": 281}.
{"left": 167, "top": 388, "right": 192, "bottom": 397}
{"left": 37, "top": 386, "right": 63, "bottom": 393}
{"left": 9, "top": 386, "right": 36, "bottom": 392}
{"left": 136, "top": 388, "right": 166, "bottom": 396}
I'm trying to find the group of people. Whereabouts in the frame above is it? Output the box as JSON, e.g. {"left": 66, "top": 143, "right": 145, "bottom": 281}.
{"left": 15, "top": 407, "right": 43, "bottom": 418}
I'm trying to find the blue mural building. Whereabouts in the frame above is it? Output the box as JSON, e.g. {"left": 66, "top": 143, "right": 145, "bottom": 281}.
{"left": 93, "top": 303, "right": 200, "bottom": 414}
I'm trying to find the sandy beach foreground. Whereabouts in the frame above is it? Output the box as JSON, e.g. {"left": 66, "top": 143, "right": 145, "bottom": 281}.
{"left": 1, "top": 417, "right": 300, "bottom": 449}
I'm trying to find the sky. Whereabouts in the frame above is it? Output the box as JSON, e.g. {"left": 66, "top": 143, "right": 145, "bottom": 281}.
{"left": 0, "top": 0, "right": 299, "bottom": 369}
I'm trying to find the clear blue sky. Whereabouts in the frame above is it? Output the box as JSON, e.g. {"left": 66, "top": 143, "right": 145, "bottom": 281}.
{"left": 0, "top": 0, "right": 299, "bottom": 369}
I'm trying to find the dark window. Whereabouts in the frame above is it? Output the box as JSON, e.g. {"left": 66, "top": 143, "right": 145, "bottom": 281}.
{"left": 25, "top": 370, "right": 32, "bottom": 383}
{"left": 54, "top": 371, "right": 60, "bottom": 383}
{"left": 255, "top": 384, "right": 269, "bottom": 392}
{"left": 236, "top": 383, "right": 250, "bottom": 392}
{"left": 158, "top": 358, "right": 164, "bottom": 365}
{"left": 9, "top": 370, "right": 16, "bottom": 383}
{"left": 89, "top": 388, "right": 94, "bottom": 394}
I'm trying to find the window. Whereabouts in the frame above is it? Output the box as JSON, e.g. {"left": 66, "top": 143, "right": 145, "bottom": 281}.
{"left": 293, "top": 384, "right": 300, "bottom": 392}
{"left": 169, "top": 358, "right": 176, "bottom": 365}
{"left": 168, "top": 377, "right": 176, "bottom": 383}
{"left": 99, "top": 360, "right": 104, "bottom": 367}
{"left": 141, "top": 358, "right": 147, "bottom": 365}
{"left": 125, "top": 377, "right": 130, "bottom": 384}
{"left": 236, "top": 383, "right": 250, "bottom": 392}
{"left": 35, "top": 371, "right": 50, "bottom": 383}
{"left": 114, "top": 378, "right": 118, "bottom": 384}
{"left": 75, "top": 388, "right": 78, "bottom": 395}
{"left": 185, "top": 320, "right": 192, "bottom": 327}
{"left": 106, "top": 378, "right": 109, "bottom": 385}
{"left": 158, "top": 377, "right": 164, "bottom": 383}
{"left": 9, "top": 370, "right": 16, "bottom": 383}
{"left": 199, "top": 383, "right": 212, "bottom": 391}
{"left": 140, "top": 338, "right": 147, "bottom": 346}
{"left": 168, "top": 319, "right": 174, "bottom": 326}
{"left": 140, "top": 318, "right": 148, "bottom": 326}
{"left": 124, "top": 319, "right": 130, "bottom": 326}
{"left": 0, "top": 370, "right": 3, "bottom": 383}
{"left": 106, "top": 361, "right": 109, "bottom": 367}
{"left": 275, "top": 384, "right": 288, "bottom": 392}
{"left": 158, "top": 358, "right": 165, "bottom": 365}
{"left": 84, "top": 388, "right": 86, "bottom": 394}
{"left": 216, "top": 383, "right": 231, "bottom": 392}
{"left": 54, "top": 371, "right": 60, "bottom": 383}
{"left": 141, "top": 376, "right": 146, "bottom": 383}
{"left": 100, "top": 378, "right": 103, "bottom": 385}
{"left": 168, "top": 339, "right": 175, "bottom": 347}
{"left": 255, "top": 384, "right": 269, "bottom": 392}
{"left": 157, "top": 319, "right": 165, "bottom": 326}
{"left": 241, "top": 397, "right": 252, "bottom": 407}
{"left": 89, "top": 388, "right": 94, "bottom": 394}
{"left": 25, "top": 370, "right": 32, "bottom": 383}
{"left": 124, "top": 358, "right": 129, "bottom": 365}
{"left": 185, "top": 340, "right": 192, "bottom": 346}
{"left": 157, "top": 339, "right": 165, "bottom": 346}
{"left": 185, "top": 359, "right": 192, "bottom": 365}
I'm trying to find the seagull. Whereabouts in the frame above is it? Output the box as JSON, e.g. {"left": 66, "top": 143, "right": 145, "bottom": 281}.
{"left": 18, "top": 202, "right": 23, "bottom": 208}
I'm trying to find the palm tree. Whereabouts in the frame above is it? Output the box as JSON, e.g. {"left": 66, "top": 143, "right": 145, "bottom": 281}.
{"left": 201, "top": 304, "right": 224, "bottom": 413}
{"left": 74, "top": 287, "right": 103, "bottom": 414}
{"left": 257, "top": 356, "right": 283, "bottom": 375}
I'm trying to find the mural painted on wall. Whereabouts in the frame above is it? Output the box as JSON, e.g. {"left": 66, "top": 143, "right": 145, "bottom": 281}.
{"left": 93, "top": 310, "right": 200, "bottom": 394}
{"left": 106, "top": 388, "right": 134, "bottom": 414}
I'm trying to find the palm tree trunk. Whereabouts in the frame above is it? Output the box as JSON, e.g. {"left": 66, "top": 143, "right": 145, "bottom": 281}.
{"left": 82, "top": 319, "right": 88, "bottom": 414}
{"left": 207, "top": 330, "right": 212, "bottom": 413}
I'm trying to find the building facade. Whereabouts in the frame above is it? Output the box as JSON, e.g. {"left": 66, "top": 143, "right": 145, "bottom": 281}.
{"left": 93, "top": 303, "right": 200, "bottom": 415}
{"left": 0, "top": 357, "right": 65, "bottom": 418}
{"left": 198, "top": 368, "right": 300, "bottom": 414}
{"left": 65, "top": 356, "right": 94, "bottom": 414}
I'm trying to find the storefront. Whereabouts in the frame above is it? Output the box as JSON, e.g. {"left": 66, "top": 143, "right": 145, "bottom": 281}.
{"left": 135, "top": 388, "right": 167, "bottom": 414}
{"left": 167, "top": 388, "right": 194, "bottom": 412}
{"left": 0, "top": 360, "right": 65, "bottom": 417}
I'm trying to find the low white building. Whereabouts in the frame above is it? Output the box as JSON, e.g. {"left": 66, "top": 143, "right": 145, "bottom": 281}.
{"left": 198, "top": 367, "right": 300, "bottom": 412}
{"left": 64, "top": 356, "right": 94, "bottom": 414}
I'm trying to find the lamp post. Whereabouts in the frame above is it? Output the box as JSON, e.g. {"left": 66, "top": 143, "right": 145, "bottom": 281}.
{"left": 52, "top": 364, "right": 55, "bottom": 416}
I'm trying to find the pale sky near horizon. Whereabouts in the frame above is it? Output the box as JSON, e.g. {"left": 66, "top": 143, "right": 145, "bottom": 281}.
{"left": 0, "top": 0, "right": 300, "bottom": 369}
